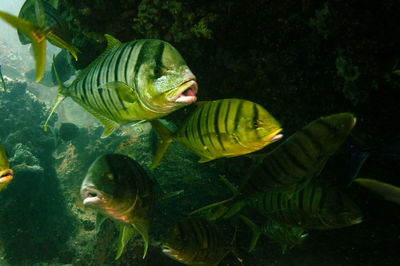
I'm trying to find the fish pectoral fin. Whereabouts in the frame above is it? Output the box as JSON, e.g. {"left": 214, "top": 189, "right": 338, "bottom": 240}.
{"left": 0, "top": 11, "right": 46, "bottom": 82}
{"left": 150, "top": 120, "right": 174, "bottom": 169}
{"left": 95, "top": 212, "right": 108, "bottom": 232}
{"left": 98, "top": 81, "right": 138, "bottom": 103}
{"left": 132, "top": 221, "right": 150, "bottom": 259}
{"left": 46, "top": 31, "right": 79, "bottom": 61}
{"left": 115, "top": 224, "right": 135, "bottom": 260}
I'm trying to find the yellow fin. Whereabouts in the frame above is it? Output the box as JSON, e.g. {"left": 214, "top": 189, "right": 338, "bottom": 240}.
{"left": 105, "top": 34, "right": 121, "bottom": 49}
{"left": 132, "top": 221, "right": 150, "bottom": 259}
{"left": 47, "top": 31, "right": 79, "bottom": 61}
{"left": 71, "top": 34, "right": 121, "bottom": 86}
{"left": 115, "top": 224, "right": 135, "bottom": 260}
{"left": 150, "top": 120, "right": 174, "bottom": 169}
{"left": 100, "top": 119, "right": 120, "bottom": 138}
{"left": 237, "top": 215, "right": 261, "bottom": 252}
{"left": 0, "top": 10, "right": 46, "bottom": 82}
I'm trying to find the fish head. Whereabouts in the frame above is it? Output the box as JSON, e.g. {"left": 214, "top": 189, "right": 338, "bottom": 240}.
{"left": 320, "top": 188, "right": 363, "bottom": 229}
{"left": 80, "top": 154, "right": 138, "bottom": 218}
{"left": 0, "top": 146, "right": 13, "bottom": 192}
{"left": 0, "top": 169, "right": 13, "bottom": 192}
{"left": 308, "top": 113, "right": 356, "bottom": 155}
{"left": 235, "top": 101, "right": 283, "bottom": 150}
{"left": 135, "top": 40, "right": 198, "bottom": 115}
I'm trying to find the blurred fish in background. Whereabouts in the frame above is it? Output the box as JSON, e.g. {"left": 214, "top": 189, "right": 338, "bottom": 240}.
{"left": 0, "top": 145, "right": 13, "bottom": 192}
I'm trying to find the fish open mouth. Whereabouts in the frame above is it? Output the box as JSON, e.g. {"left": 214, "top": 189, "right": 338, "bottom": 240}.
{"left": 0, "top": 169, "right": 13, "bottom": 184}
{"left": 269, "top": 129, "right": 283, "bottom": 143}
{"left": 81, "top": 188, "right": 105, "bottom": 206}
{"left": 170, "top": 79, "right": 198, "bottom": 104}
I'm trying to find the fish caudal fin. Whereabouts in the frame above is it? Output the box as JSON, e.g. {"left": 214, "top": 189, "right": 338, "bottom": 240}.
{"left": 44, "top": 55, "right": 67, "bottom": 132}
{"left": 0, "top": 10, "right": 46, "bottom": 82}
{"left": 150, "top": 120, "right": 174, "bottom": 169}
{"left": 115, "top": 224, "right": 135, "bottom": 260}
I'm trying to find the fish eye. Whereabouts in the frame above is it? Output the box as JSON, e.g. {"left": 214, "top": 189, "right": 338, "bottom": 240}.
{"left": 154, "top": 66, "right": 167, "bottom": 77}
{"left": 107, "top": 173, "right": 114, "bottom": 180}
{"left": 253, "top": 119, "right": 262, "bottom": 127}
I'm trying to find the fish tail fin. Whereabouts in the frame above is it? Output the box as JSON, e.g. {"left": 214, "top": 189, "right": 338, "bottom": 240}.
{"left": 150, "top": 120, "right": 174, "bottom": 169}
{"left": 189, "top": 175, "right": 244, "bottom": 219}
{"left": 0, "top": 11, "right": 46, "bottom": 82}
{"left": 237, "top": 214, "right": 261, "bottom": 252}
{"left": 44, "top": 55, "right": 67, "bottom": 132}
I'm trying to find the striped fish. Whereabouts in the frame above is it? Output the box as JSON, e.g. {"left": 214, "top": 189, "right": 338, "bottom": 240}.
{"left": 150, "top": 98, "right": 282, "bottom": 168}
{"left": 0, "top": 0, "right": 79, "bottom": 81}
{"left": 0, "top": 145, "right": 13, "bottom": 192}
{"left": 46, "top": 34, "right": 198, "bottom": 137}
{"left": 238, "top": 215, "right": 307, "bottom": 254}
{"left": 80, "top": 154, "right": 155, "bottom": 259}
{"left": 241, "top": 113, "right": 356, "bottom": 194}
{"left": 162, "top": 217, "right": 233, "bottom": 265}
{"left": 246, "top": 181, "right": 363, "bottom": 230}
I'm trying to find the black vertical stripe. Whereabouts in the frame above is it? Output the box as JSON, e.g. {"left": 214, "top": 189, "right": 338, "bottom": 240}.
{"left": 197, "top": 105, "right": 208, "bottom": 149}
{"left": 298, "top": 129, "right": 324, "bottom": 155}
{"left": 213, "top": 100, "right": 225, "bottom": 151}
{"left": 281, "top": 144, "right": 309, "bottom": 173}
{"left": 233, "top": 100, "right": 244, "bottom": 132}
{"left": 114, "top": 44, "right": 127, "bottom": 81}
{"left": 154, "top": 42, "right": 165, "bottom": 69}
{"left": 124, "top": 42, "right": 136, "bottom": 84}
{"left": 134, "top": 41, "right": 151, "bottom": 91}
{"left": 224, "top": 100, "right": 231, "bottom": 133}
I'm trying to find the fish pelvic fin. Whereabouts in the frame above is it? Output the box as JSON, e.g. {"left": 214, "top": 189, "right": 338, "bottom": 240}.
{"left": 115, "top": 224, "right": 135, "bottom": 260}
{"left": 132, "top": 221, "right": 150, "bottom": 259}
{"left": 237, "top": 214, "right": 261, "bottom": 252}
{"left": 0, "top": 11, "right": 46, "bottom": 82}
{"left": 44, "top": 55, "right": 68, "bottom": 132}
{"left": 150, "top": 120, "right": 174, "bottom": 169}
{"left": 95, "top": 212, "right": 108, "bottom": 232}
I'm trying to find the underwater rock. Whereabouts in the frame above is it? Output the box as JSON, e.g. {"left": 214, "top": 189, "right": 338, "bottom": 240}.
{"left": 59, "top": 122, "right": 80, "bottom": 141}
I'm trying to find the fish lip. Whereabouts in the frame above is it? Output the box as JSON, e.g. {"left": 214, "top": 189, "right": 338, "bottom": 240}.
{"left": 269, "top": 128, "right": 283, "bottom": 143}
{"left": 169, "top": 79, "right": 198, "bottom": 104}
{"left": 0, "top": 169, "right": 13, "bottom": 184}
{"left": 81, "top": 187, "right": 105, "bottom": 206}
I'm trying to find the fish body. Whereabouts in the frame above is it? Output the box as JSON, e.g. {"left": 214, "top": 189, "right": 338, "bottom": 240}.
{"left": 242, "top": 113, "right": 356, "bottom": 194}
{"left": 151, "top": 98, "right": 282, "bottom": 168}
{"left": 80, "top": 154, "right": 155, "bottom": 258}
{"left": 354, "top": 178, "right": 400, "bottom": 205}
{"left": 0, "top": 65, "right": 6, "bottom": 91}
{"left": 0, "top": 145, "right": 13, "bottom": 192}
{"left": 48, "top": 35, "right": 198, "bottom": 137}
{"left": 162, "top": 217, "right": 232, "bottom": 266}
{"left": 0, "top": 0, "right": 78, "bottom": 81}
{"left": 247, "top": 181, "right": 363, "bottom": 230}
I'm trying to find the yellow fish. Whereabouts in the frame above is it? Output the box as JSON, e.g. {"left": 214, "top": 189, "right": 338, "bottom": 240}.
{"left": 0, "top": 145, "right": 13, "bottom": 192}
{"left": 150, "top": 98, "right": 282, "bottom": 168}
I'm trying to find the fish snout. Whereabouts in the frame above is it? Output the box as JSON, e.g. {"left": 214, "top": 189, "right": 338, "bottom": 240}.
{"left": 81, "top": 187, "right": 105, "bottom": 206}
{"left": 0, "top": 169, "right": 13, "bottom": 184}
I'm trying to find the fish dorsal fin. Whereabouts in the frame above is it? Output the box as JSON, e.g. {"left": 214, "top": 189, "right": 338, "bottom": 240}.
{"left": 105, "top": 34, "right": 121, "bottom": 49}
{"left": 71, "top": 34, "right": 121, "bottom": 86}
{"left": 115, "top": 224, "right": 135, "bottom": 260}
